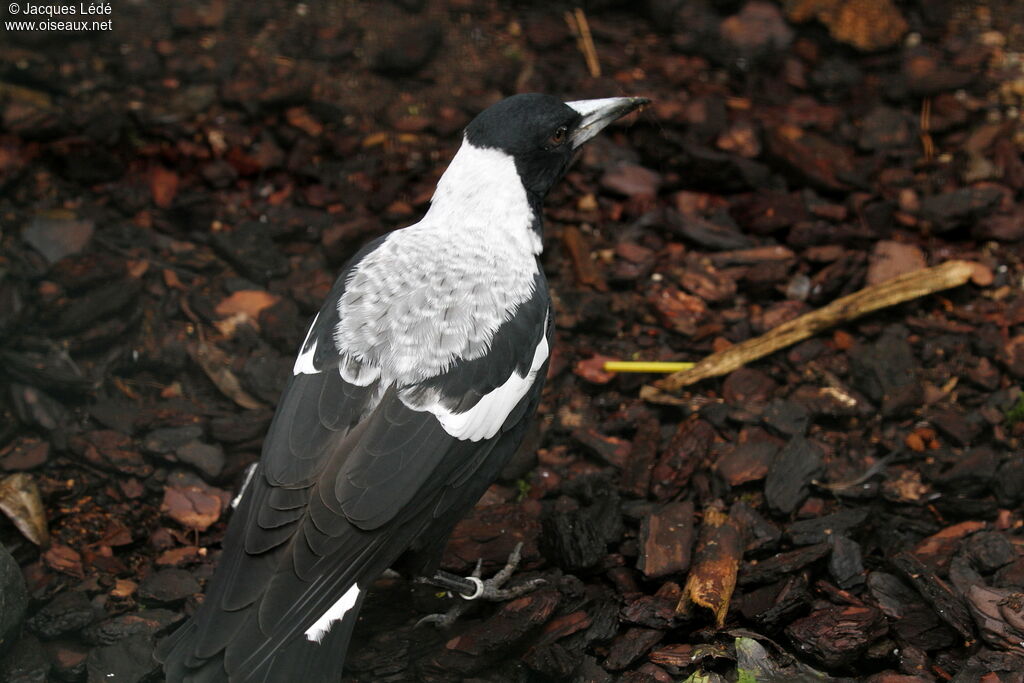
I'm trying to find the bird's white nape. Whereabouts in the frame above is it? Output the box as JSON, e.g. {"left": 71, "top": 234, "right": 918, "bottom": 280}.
{"left": 304, "top": 583, "right": 361, "bottom": 643}
{"left": 427, "top": 137, "right": 542, "bottom": 256}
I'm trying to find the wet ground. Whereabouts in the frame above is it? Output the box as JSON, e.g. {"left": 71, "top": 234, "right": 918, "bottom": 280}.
{"left": 1, "top": 0, "right": 1024, "bottom": 681}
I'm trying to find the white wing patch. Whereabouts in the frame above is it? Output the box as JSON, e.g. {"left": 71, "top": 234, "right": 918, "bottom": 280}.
{"left": 304, "top": 583, "right": 362, "bottom": 643}
{"left": 292, "top": 312, "right": 321, "bottom": 375}
{"left": 230, "top": 462, "right": 259, "bottom": 509}
{"left": 426, "top": 333, "right": 548, "bottom": 442}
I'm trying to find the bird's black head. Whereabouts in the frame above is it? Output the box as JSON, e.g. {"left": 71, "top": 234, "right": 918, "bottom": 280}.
{"left": 465, "top": 93, "right": 648, "bottom": 200}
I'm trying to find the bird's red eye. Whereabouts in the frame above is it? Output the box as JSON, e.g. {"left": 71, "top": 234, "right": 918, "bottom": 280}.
{"left": 549, "top": 126, "right": 567, "bottom": 146}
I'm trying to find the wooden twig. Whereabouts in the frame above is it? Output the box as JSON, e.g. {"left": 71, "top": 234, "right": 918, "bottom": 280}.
{"left": 565, "top": 8, "right": 601, "bottom": 78}
{"left": 920, "top": 98, "right": 934, "bottom": 163}
{"left": 643, "top": 260, "right": 978, "bottom": 399}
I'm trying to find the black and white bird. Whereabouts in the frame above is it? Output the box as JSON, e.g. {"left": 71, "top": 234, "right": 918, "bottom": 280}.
{"left": 157, "top": 93, "right": 648, "bottom": 682}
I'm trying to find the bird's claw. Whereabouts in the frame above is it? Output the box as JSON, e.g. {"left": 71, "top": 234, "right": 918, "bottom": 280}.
{"left": 415, "top": 542, "right": 544, "bottom": 628}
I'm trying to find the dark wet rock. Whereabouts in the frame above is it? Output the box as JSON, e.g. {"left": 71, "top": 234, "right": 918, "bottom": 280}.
{"left": 26, "top": 590, "right": 95, "bottom": 640}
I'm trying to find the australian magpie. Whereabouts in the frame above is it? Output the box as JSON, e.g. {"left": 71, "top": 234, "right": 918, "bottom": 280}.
{"left": 156, "top": 93, "right": 648, "bottom": 682}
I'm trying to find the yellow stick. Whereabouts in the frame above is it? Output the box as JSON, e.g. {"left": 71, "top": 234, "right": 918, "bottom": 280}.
{"left": 603, "top": 361, "right": 695, "bottom": 374}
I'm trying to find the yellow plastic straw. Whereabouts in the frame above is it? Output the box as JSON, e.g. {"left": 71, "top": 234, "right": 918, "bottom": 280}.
{"left": 603, "top": 361, "right": 695, "bottom": 374}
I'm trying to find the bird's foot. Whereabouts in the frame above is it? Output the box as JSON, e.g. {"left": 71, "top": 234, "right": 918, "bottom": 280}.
{"left": 415, "top": 542, "right": 544, "bottom": 628}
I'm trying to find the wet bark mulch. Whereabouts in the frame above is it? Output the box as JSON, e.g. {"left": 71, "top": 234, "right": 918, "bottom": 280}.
{"left": 1, "top": 1, "right": 1024, "bottom": 681}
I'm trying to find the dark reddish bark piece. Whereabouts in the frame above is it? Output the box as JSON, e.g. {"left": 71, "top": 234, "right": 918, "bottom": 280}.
{"left": 892, "top": 552, "right": 975, "bottom": 640}
{"left": 764, "top": 435, "right": 823, "bottom": 515}
{"left": 739, "top": 543, "right": 831, "bottom": 586}
{"left": 427, "top": 588, "right": 562, "bottom": 676}
{"left": 602, "top": 627, "right": 664, "bottom": 671}
{"left": 651, "top": 419, "right": 715, "bottom": 501}
{"left": 637, "top": 501, "right": 695, "bottom": 579}
{"left": 785, "top": 604, "right": 887, "bottom": 669}
{"left": 620, "top": 417, "right": 660, "bottom": 498}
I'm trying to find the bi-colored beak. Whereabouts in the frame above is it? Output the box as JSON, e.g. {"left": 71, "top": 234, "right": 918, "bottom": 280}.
{"left": 566, "top": 97, "right": 649, "bottom": 149}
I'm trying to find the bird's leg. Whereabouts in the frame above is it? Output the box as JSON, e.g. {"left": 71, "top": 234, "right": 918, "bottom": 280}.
{"left": 415, "top": 542, "right": 545, "bottom": 628}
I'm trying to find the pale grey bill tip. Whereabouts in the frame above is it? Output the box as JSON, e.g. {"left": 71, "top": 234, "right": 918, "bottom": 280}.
{"left": 566, "top": 96, "right": 649, "bottom": 148}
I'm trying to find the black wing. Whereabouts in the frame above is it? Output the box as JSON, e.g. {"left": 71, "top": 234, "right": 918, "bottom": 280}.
{"left": 157, "top": 255, "right": 552, "bottom": 682}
